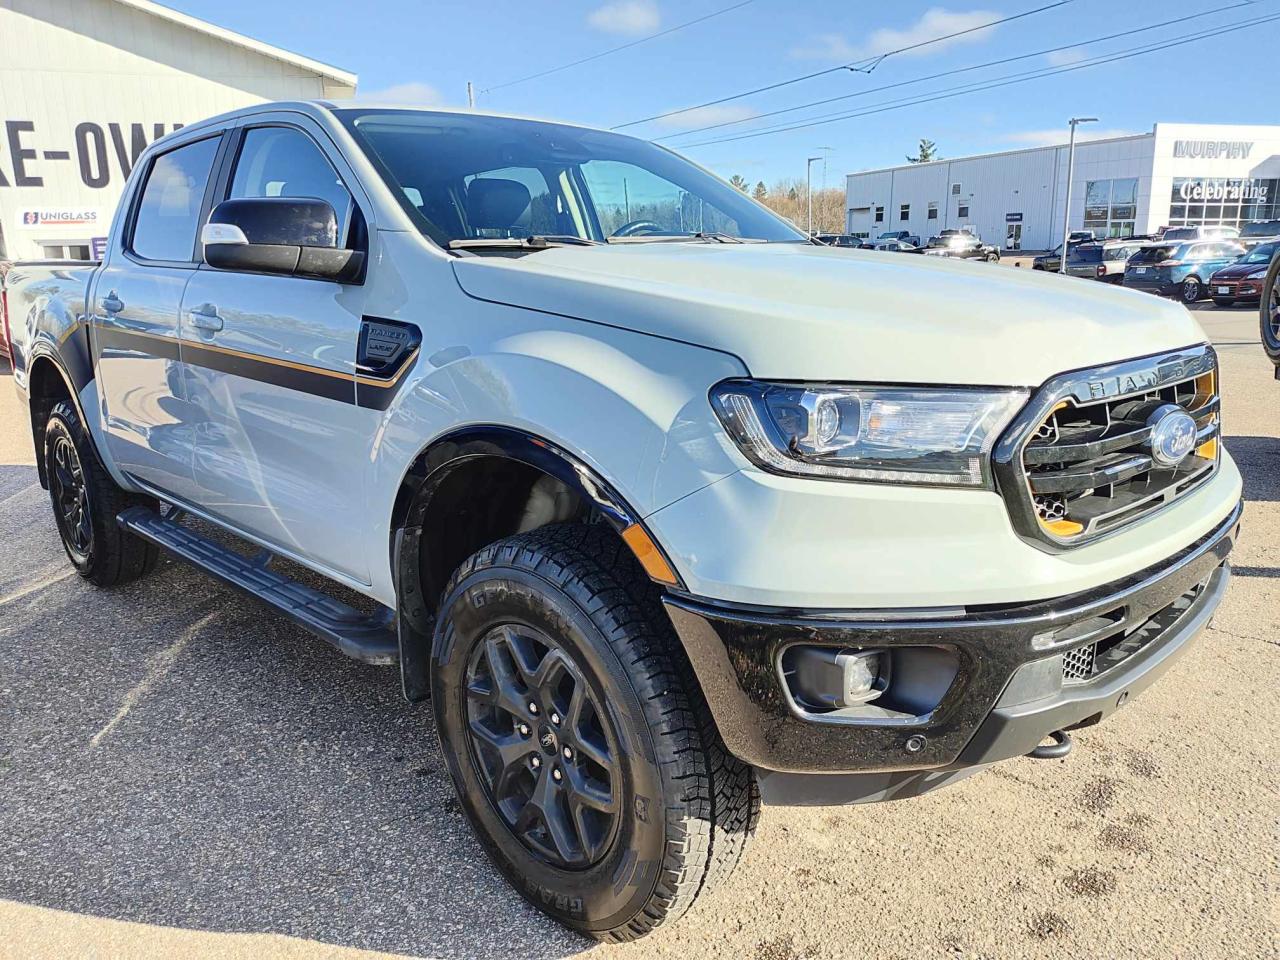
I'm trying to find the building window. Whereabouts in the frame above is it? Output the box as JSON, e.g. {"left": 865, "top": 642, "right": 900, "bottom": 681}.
{"left": 957, "top": 203, "right": 970, "bottom": 219}
{"left": 874, "top": 206, "right": 884, "bottom": 223}
{"left": 1085, "top": 178, "right": 1145, "bottom": 235}
{"left": 900, "top": 204, "right": 910, "bottom": 221}
{"left": 927, "top": 202, "right": 938, "bottom": 220}
{"left": 1167, "top": 178, "right": 1278, "bottom": 228}
{"left": 951, "top": 183, "right": 962, "bottom": 196}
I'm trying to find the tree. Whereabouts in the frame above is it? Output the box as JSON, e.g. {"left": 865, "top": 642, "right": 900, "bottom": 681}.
{"left": 906, "top": 139, "right": 940, "bottom": 163}
{"left": 728, "top": 174, "right": 749, "bottom": 192}
{"left": 753, "top": 181, "right": 767, "bottom": 202}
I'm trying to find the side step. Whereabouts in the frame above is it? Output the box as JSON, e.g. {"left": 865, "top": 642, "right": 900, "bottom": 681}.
{"left": 117, "top": 506, "right": 399, "bottom": 665}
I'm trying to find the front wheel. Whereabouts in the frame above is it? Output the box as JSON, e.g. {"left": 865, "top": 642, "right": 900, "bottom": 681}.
{"left": 431, "top": 524, "right": 758, "bottom": 941}
{"left": 1261, "top": 253, "right": 1280, "bottom": 362}
{"left": 43, "top": 400, "right": 160, "bottom": 586}
{"left": 1181, "top": 277, "right": 1203, "bottom": 303}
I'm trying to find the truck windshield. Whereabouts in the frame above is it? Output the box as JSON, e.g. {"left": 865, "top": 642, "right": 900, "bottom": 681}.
{"left": 334, "top": 109, "right": 805, "bottom": 248}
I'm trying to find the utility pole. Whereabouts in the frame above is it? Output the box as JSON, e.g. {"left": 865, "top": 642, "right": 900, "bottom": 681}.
{"left": 1060, "top": 117, "right": 1097, "bottom": 273}
{"left": 467, "top": 82, "right": 475, "bottom": 109}
{"left": 806, "top": 155, "right": 823, "bottom": 237}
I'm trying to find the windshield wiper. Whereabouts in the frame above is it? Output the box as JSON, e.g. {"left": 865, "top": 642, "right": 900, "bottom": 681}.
{"left": 607, "top": 232, "right": 765, "bottom": 245}
{"left": 447, "top": 235, "right": 601, "bottom": 252}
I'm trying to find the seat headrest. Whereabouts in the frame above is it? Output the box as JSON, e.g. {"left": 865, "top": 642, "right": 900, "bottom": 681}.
{"left": 466, "top": 178, "right": 532, "bottom": 232}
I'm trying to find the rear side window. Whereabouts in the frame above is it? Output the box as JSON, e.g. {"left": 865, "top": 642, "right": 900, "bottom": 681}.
{"left": 229, "top": 126, "right": 354, "bottom": 245}
{"left": 1130, "top": 245, "right": 1175, "bottom": 264}
{"left": 130, "top": 136, "right": 220, "bottom": 262}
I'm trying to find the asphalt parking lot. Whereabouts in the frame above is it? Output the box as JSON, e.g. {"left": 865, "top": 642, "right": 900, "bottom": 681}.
{"left": 1, "top": 301, "right": 1276, "bottom": 960}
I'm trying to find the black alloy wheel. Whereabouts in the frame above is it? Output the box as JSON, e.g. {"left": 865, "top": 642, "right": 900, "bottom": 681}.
{"left": 48, "top": 431, "right": 92, "bottom": 561}
{"left": 464, "top": 622, "right": 619, "bottom": 869}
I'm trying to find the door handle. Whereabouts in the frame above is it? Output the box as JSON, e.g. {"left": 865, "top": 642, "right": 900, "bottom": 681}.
{"left": 101, "top": 292, "right": 124, "bottom": 314}
{"left": 188, "top": 304, "right": 224, "bottom": 332}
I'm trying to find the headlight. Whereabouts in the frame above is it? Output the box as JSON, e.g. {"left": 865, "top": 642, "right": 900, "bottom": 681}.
{"left": 710, "top": 380, "right": 1028, "bottom": 487}
{"left": 1247, "top": 268, "right": 1268, "bottom": 279}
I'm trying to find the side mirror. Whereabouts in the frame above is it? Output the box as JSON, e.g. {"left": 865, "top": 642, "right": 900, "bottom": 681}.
{"left": 201, "top": 197, "right": 364, "bottom": 283}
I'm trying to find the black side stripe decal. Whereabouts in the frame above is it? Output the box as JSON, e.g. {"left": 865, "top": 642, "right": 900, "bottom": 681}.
{"left": 90, "top": 322, "right": 418, "bottom": 410}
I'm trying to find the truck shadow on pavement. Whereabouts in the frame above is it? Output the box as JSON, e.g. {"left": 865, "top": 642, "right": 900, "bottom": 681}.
{"left": 1223, "top": 435, "right": 1280, "bottom": 502}
{"left": 0, "top": 519, "right": 592, "bottom": 958}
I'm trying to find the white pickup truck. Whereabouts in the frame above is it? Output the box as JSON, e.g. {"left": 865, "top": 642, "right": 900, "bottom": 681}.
{"left": 3, "top": 101, "right": 1242, "bottom": 940}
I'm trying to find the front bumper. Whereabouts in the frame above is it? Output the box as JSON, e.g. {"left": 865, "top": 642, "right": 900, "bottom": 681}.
{"left": 1209, "top": 278, "right": 1263, "bottom": 301}
{"left": 664, "top": 500, "right": 1240, "bottom": 793}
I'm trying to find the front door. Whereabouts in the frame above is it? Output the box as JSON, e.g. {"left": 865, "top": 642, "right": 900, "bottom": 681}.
{"left": 179, "top": 119, "right": 375, "bottom": 583}
{"left": 1005, "top": 223, "right": 1022, "bottom": 250}
{"left": 94, "top": 132, "right": 223, "bottom": 502}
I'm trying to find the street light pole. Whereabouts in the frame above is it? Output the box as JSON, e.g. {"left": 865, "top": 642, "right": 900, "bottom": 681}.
{"left": 806, "top": 156, "right": 823, "bottom": 237}
{"left": 1060, "top": 117, "right": 1097, "bottom": 273}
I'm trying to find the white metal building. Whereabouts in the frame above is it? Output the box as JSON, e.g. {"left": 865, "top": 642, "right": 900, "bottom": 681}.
{"left": 845, "top": 123, "right": 1280, "bottom": 251}
{"left": 0, "top": 0, "right": 356, "bottom": 261}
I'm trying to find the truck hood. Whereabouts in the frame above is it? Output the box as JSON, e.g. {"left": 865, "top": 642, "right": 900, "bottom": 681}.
{"left": 451, "top": 242, "right": 1207, "bottom": 385}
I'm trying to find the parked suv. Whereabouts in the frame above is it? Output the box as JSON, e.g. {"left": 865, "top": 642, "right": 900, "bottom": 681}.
{"left": 1124, "top": 240, "right": 1247, "bottom": 302}
{"left": 1239, "top": 220, "right": 1280, "bottom": 249}
{"left": 1208, "top": 241, "right": 1278, "bottom": 308}
{"left": 1161, "top": 225, "right": 1241, "bottom": 242}
{"left": 4, "top": 102, "right": 1242, "bottom": 941}
{"left": 1065, "top": 240, "right": 1145, "bottom": 283}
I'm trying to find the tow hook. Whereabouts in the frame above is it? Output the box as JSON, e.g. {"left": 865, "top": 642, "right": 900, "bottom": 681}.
{"left": 1026, "top": 730, "right": 1072, "bottom": 760}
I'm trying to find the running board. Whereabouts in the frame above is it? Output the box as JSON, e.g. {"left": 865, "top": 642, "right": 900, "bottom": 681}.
{"left": 117, "top": 506, "right": 398, "bottom": 665}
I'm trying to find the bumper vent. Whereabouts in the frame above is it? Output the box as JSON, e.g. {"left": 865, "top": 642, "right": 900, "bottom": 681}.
{"left": 994, "top": 346, "right": 1221, "bottom": 549}
{"left": 1060, "top": 576, "right": 1210, "bottom": 684}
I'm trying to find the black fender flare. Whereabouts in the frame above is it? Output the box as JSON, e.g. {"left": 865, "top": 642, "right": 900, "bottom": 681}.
{"left": 25, "top": 345, "right": 93, "bottom": 489}
{"left": 391, "top": 425, "right": 682, "bottom": 701}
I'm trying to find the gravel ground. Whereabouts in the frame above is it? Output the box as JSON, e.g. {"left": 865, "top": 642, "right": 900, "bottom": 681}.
{"left": 0, "top": 302, "right": 1276, "bottom": 960}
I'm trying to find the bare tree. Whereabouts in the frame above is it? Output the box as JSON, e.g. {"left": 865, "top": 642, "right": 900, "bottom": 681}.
{"left": 757, "top": 177, "right": 846, "bottom": 234}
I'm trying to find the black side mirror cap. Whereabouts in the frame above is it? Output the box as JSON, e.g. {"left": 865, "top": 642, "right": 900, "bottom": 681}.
{"left": 202, "top": 197, "right": 365, "bottom": 284}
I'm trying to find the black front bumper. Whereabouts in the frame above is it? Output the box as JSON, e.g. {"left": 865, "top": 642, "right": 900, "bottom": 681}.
{"left": 663, "top": 502, "right": 1241, "bottom": 797}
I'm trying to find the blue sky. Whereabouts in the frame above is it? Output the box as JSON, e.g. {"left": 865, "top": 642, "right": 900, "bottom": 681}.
{"left": 164, "top": 0, "right": 1276, "bottom": 186}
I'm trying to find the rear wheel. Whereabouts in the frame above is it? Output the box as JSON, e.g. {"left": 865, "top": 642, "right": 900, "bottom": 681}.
{"left": 1181, "top": 277, "right": 1203, "bottom": 303}
{"left": 431, "top": 523, "right": 758, "bottom": 941}
{"left": 43, "top": 400, "right": 159, "bottom": 586}
{"left": 1261, "top": 253, "right": 1280, "bottom": 362}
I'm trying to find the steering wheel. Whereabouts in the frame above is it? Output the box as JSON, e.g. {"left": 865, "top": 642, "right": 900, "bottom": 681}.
{"left": 610, "top": 220, "right": 668, "bottom": 239}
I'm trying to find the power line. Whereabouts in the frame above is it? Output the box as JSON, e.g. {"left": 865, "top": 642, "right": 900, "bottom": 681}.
{"left": 675, "top": 12, "right": 1280, "bottom": 148}
{"left": 481, "top": 0, "right": 756, "bottom": 95}
{"left": 611, "top": 0, "right": 1075, "bottom": 129}
{"left": 656, "top": 1, "right": 1266, "bottom": 142}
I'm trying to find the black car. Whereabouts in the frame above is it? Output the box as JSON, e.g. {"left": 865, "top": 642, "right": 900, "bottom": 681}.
{"left": 816, "top": 234, "right": 874, "bottom": 249}
{"left": 923, "top": 231, "right": 1000, "bottom": 262}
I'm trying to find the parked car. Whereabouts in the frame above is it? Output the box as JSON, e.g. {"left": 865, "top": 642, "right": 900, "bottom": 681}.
{"left": 1161, "top": 225, "right": 1241, "bottom": 242}
{"left": 816, "top": 234, "right": 874, "bottom": 249}
{"left": 873, "top": 239, "right": 922, "bottom": 253}
{"left": 923, "top": 232, "right": 1000, "bottom": 261}
{"left": 4, "top": 101, "right": 1243, "bottom": 941}
{"left": 1032, "top": 234, "right": 1094, "bottom": 271}
{"left": 1124, "top": 240, "right": 1247, "bottom": 302}
{"left": 1065, "top": 240, "right": 1146, "bottom": 283}
{"left": 1208, "top": 241, "right": 1278, "bottom": 308}
{"left": 1260, "top": 248, "right": 1280, "bottom": 373}
{"left": 877, "top": 229, "right": 921, "bottom": 247}
{"left": 1239, "top": 220, "right": 1280, "bottom": 249}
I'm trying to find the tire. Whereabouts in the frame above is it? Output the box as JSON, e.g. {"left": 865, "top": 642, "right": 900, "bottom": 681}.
{"left": 431, "top": 523, "right": 758, "bottom": 941}
{"left": 42, "top": 400, "right": 159, "bottom": 586}
{"left": 1180, "top": 277, "right": 1203, "bottom": 303}
{"left": 1213, "top": 298, "right": 1235, "bottom": 309}
{"left": 1262, "top": 253, "right": 1280, "bottom": 363}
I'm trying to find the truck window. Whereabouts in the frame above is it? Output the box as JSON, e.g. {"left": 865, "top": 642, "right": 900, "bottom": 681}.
{"left": 130, "top": 136, "right": 220, "bottom": 263}
{"left": 229, "top": 126, "right": 354, "bottom": 246}
{"left": 579, "top": 159, "right": 740, "bottom": 237}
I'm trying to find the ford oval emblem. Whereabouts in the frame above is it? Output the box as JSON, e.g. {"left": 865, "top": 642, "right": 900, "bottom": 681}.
{"left": 1147, "top": 404, "right": 1198, "bottom": 466}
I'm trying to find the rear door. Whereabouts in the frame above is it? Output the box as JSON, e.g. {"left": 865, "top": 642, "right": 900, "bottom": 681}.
{"left": 94, "top": 131, "right": 225, "bottom": 500}
{"left": 178, "top": 115, "right": 381, "bottom": 583}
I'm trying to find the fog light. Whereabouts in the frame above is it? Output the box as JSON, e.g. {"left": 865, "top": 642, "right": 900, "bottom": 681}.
{"left": 782, "top": 646, "right": 889, "bottom": 711}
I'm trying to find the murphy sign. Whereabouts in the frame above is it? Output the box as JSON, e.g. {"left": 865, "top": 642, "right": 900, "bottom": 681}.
{"left": 1172, "top": 139, "right": 1255, "bottom": 160}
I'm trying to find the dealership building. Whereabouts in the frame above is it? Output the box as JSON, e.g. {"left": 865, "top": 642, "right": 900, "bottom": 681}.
{"left": 0, "top": 0, "right": 356, "bottom": 261}
{"left": 845, "top": 122, "right": 1280, "bottom": 251}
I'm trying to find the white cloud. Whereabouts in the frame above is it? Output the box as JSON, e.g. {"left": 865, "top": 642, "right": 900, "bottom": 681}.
{"left": 1002, "top": 127, "right": 1140, "bottom": 147}
{"left": 355, "top": 82, "right": 444, "bottom": 105}
{"left": 792, "top": 8, "right": 999, "bottom": 61}
{"left": 588, "top": 0, "right": 660, "bottom": 36}
{"left": 1045, "top": 47, "right": 1086, "bottom": 67}
{"left": 656, "top": 104, "right": 759, "bottom": 130}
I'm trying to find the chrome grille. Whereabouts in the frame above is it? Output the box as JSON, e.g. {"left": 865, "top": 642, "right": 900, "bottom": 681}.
{"left": 993, "top": 346, "right": 1221, "bottom": 549}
